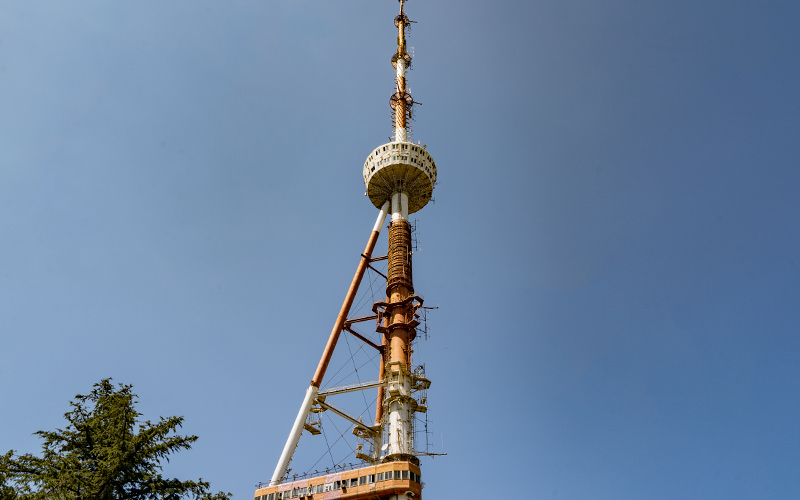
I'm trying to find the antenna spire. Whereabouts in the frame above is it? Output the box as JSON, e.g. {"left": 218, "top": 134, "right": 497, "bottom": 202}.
{"left": 391, "top": 0, "right": 413, "bottom": 142}
{"left": 397, "top": 0, "right": 407, "bottom": 58}
{"left": 363, "top": 0, "right": 436, "bottom": 215}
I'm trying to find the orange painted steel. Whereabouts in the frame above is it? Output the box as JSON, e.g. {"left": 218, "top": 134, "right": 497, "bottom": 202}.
{"left": 387, "top": 220, "right": 413, "bottom": 293}
{"left": 392, "top": 0, "right": 410, "bottom": 136}
{"left": 311, "top": 228, "right": 382, "bottom": 389}
{"left": 374, "top": 319, "right": 388, "bottom": 425}
{"left": 386, "top": 220, "right": 414, "bottom": 367}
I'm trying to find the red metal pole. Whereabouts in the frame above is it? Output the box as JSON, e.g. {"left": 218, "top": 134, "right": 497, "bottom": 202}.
{"left": 311, "top": 202, "right": 389, "bottom": 388}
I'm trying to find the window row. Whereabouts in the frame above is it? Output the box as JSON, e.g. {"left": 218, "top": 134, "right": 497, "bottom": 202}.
{"left": 369, "top": 144, "right": 432, "bottom": 160}
{"left": 255, "top": 470, "right": 421, "bottom": 500}
{"left": 367, "top": 157, "right": 436, "bottom": 174}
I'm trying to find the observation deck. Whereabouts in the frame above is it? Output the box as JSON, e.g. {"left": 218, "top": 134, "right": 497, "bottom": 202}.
{"left": 363, "top": 141, "right": 437, "bottom": 214}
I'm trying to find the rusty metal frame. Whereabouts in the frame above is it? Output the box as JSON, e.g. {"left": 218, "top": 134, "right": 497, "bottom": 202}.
{"left": 367, "top": 263, "right": 388, "bottom": 281}
{"left": 346, "top": 315, "right": 379, "bottom": 324}
{"left": 310, "top": 203, "right": 389, "bottom": 388}
{"left": 343, "top": 325, "right": 383, "bottom": 352}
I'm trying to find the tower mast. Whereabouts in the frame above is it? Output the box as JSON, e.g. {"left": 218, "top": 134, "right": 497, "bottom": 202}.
{"left": 393, "top": 0, "right": 411, "bottom": 143}
{"left": 261, "top": 1, "right": 437, "bottom": 496}
{"left": 380, "top": 0, "right": 419, "bottom": 460}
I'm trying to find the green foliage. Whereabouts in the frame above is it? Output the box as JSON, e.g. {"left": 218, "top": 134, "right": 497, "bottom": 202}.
{"left": 0, "top": 379, "right": 231, "bottom": 500}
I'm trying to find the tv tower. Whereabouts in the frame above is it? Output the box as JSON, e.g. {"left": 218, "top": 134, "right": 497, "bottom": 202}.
{"left": 256, "top": 1, "right": 437, "bottom": 498}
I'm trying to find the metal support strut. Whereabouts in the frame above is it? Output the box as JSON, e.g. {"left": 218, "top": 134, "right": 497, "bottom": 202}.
{"left": 269, "top": 201, "right": 390, "bottom": 485}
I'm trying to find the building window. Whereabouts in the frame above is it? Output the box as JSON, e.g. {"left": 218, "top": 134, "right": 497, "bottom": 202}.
{"left": 394, "top": 471, "right": 401, "bottom": 480}
{"left": 376, "top": 472, "right": 384, "bottom": 482}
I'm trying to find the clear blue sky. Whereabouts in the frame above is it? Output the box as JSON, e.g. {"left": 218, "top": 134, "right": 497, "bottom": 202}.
{"left": 2, "top": 1, "right": 799, "bottom": 499}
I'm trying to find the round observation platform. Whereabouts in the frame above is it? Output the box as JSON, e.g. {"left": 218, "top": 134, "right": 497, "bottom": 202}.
{"left": 363, "top": 141, "right": 437, "bottom": 214}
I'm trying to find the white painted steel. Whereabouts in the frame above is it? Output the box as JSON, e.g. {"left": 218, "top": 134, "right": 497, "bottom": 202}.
{"left": 373, "top": 200, "right": 391, "bottom": 233}
{"left": 270, "top": 385, "right": 319, "bottom": 485}
{"left": 391, "top": 192, "right": 409, "bottom": 222}
{"left": 387, "top": 367, "right": 413, "bottom": 456}
{"left": 363, "top": 141, "right": 436, "bottom": 214}
{"left": 318, "top": 379, "right": 387, "bottom": 397}
{"left": 316, "top": 401, "right": 372, "bottom": 430}
{"left": 395, "top": 58, "right": 407, "bottom": 143}
{"left": 372, "top": 433, "right": 383, "bottom": 462}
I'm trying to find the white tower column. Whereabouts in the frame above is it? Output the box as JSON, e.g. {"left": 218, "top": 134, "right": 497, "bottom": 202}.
{"left": 391, "top": 192, "right": 409, "bottom": 222}
{"left": 386, "top": 363, "right": 413, "bottom": 456}
{"left": 385, "top": 190, "right": 414, "bottom": 457}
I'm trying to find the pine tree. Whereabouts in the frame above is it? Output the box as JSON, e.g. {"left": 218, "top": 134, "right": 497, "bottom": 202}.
{"left": 0, "top": 379, "right": 231, "bottom": 500}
